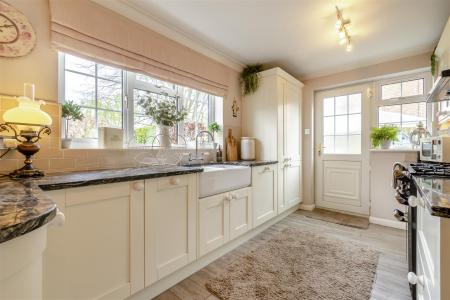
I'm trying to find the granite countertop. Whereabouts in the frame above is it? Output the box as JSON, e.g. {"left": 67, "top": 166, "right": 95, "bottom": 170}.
{"left": 412, "top": 175, "right": 450, "bottom": 218}
{"left": 0, "top": 165, "right": 204, "bottom": 244}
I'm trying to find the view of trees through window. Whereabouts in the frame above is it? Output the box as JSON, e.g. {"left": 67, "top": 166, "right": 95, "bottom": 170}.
{"left": 62, "top": 53, "right": 219, "bottom": 146}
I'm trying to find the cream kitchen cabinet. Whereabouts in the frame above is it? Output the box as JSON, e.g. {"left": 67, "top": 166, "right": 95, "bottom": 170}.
{"left": 252, "top": 165, "right": 278, "bottom": 227}
{"left": 243, "top": 67, "right": 303, "bottom": 214}
{"left": 145, "top": 174, "right": 197, "bottom": 286}
{"left": 413, "top": 192, "right": 450, "bottom": 300}
{"left": 199, "top": 187, "right": 252, "bottom": 257}
{"left": 43, "top": 181, "right": 145, "bottom": 300}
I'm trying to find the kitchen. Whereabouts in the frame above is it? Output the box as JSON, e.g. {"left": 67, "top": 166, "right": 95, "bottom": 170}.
{"left": 0, "top": 1, "right": 450, "bottom": 300}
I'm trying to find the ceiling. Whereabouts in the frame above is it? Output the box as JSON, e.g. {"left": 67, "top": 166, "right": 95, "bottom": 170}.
{"left": 100, "top": 0, "right": 450, "bottom": 79}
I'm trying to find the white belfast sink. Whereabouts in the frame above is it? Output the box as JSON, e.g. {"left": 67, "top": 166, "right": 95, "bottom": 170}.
{"left": 199, "top": 165, "right": 251, "bottom": 198}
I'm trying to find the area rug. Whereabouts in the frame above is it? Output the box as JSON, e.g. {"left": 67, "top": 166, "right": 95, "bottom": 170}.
{"left": 299, "top": 208, "right": 370, "bottom": 229}
{"left": 206, "top": 227, "right": 379, "bottom": 300}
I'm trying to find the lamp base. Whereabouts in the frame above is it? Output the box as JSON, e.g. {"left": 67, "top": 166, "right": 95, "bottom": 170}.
{"left": 9, "top": 167, "right": 45, "bottom": 178}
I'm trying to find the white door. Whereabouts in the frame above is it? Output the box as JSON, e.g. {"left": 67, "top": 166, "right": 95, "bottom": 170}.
{"left": 198, "top": 192, "right": 230, "bottom": 257}
{"left": 278, "top": 79, "right": 301, "bottom": 213}
{"left": 145, "top": 174, "right": 197, "bottom": 285}
{"left": 252, "top": 165, "right": 277, "bottom": 227}
{"left": 314, "top": 84, "right": 370, "bottom": 215}
{"left": 229, "top": 187, "right": 252, "bottom": 240}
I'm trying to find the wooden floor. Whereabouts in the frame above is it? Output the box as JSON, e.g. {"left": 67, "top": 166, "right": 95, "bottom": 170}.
{"left": 154, "top": 210, "right": 412, "bottom": 300}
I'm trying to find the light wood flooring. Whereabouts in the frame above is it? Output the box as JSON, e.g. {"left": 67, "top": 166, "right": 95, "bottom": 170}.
{"left": 154, "top": 210, "right": 411, "bottom": 300}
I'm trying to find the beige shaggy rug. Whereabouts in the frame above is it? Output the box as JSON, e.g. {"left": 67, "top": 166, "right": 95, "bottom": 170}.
{"left": 206, "top": 227, "right": 379, "bottom": 300}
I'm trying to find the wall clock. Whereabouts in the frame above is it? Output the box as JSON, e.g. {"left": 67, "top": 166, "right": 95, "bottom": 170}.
{"left": 0, "top": 0, "right": 36, "bottom": 57}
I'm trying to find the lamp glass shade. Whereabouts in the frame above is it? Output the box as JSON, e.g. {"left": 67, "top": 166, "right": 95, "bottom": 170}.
{"left": 3, "top": 96, "right": 52, "bottom": 130}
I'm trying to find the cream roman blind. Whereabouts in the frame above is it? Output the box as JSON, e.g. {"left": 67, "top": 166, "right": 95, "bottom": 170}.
{"left": 49, "top": 0, "right": 230, "bottom": 95}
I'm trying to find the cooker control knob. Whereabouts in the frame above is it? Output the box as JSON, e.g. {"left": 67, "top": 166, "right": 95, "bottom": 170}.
{"left": 408, "top": 195, "right": 417, "bottom": 207}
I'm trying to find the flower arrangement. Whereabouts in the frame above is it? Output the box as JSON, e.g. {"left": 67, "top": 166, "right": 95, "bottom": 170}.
{"left": 138, "top": 94, "right": 187, "bottom": 127}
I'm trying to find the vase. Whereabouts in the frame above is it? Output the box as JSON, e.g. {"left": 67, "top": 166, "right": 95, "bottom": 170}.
{"left": 158, "top": 125, "right": 172, "bottom": 148}
{"left": 380, "top": 140, "right": 392, "bottom": 150}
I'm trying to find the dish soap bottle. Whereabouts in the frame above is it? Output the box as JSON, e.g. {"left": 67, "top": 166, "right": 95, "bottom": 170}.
{"left": 216, "top": 145, "right": 223, "bottom": 162}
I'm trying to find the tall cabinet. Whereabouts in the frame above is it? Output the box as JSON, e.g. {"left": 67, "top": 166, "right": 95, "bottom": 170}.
{"left": 243, "top": 67, "right": 303, "bottom": 213}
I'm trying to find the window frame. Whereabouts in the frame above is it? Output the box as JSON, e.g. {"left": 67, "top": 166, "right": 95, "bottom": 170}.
{"left": 373, "top": 71, "right": 432, "bottom": 147}
{"left": 58, "top": 53, "right": 125, "bottom": 148}
{"left": 59, "top": 52, "right": 217, "bottom": 148}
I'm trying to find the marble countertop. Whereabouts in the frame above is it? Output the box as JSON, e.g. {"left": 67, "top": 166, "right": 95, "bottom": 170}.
{"left": 412, "top": 175, "right": 450, "bottom": 218}
{"left": 0, "top": 165, "right": 204, "bottom": 244}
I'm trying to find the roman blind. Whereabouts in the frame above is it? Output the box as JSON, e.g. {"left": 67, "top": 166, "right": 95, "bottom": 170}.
{"left": 49, "top": 0, "right": 231, "bottom": 96}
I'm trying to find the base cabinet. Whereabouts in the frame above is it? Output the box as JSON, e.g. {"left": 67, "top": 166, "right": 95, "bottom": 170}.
{"left": 252, "top": 165, "right": 277, "bottom": 227}
{"left": 43, "top": 181, "right": 145, "bottom": 300}
{"left": 415, "top": 193, "right": 450, "bottom": 300}
{"left": 145, "top": 174, "right": 197, "bottom": 286}
{"left": 199, "top": 187, "right": 252, "bottom": 257}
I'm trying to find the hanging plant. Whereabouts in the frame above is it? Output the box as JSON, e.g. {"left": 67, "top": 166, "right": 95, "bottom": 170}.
{"left": 431, "top": 53, "right": 438, "bottom": 78}
{"left": 240, "top": 64, "right": 263, "bottom": 95}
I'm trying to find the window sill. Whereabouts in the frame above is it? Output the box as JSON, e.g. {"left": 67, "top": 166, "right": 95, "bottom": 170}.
{"left": 369, "top": 148, "right": 419, "bottom": 153}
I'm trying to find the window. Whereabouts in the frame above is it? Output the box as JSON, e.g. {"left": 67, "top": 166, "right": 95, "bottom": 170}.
{"left": 60, "top": 53, "right": 221, "bottom": 148}
{"left": 126, "top": 73, "right": 216, "bottom": 147}
{"left": 62, "top": 54, "right": 123, "bottom": 139}
{"left": 323, "top": 93, "right": 361, "bottom": 154}
{"left": 375, "top": 73, "right": 430, "bottom": 148}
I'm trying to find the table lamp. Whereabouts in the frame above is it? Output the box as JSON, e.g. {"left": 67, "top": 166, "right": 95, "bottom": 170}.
{"left": 0, "top": 83, "right": 52, "bottom": 178}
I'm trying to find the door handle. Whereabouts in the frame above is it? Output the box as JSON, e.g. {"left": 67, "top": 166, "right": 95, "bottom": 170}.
{"left": 317, "top": 144, "right": 326, "bottom": 156}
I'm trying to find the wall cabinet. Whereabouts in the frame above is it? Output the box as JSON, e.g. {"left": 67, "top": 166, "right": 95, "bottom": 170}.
{"left": 243, "top": 67, "right": 303, "bottom": 213}
{"left": 199, "top": 187, "right": 252, "bottom": 257}
{"left": 252, "top": 165, "right": 277, "bottom": 227}
{"left": 145, "top": 174, "right": 197, "bottom": 286}
{"left": 43, "top": 181, "right": 145, "bottom": 300}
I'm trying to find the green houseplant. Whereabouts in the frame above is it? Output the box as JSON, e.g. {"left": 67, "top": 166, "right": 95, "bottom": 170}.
{"left": 138, "top": 94, "right": 187, "bottom": 148}
{"left": 240, "top": 64, "right": 263, "bottom": 95}
{"left": 371, "top": 126, "right": 399, "bottom": 149}
{"left": 208, "top": 121, "right": 221, "bottom": 149}
{"left": 61, "top": 100, "right": 84, "bottom": 148}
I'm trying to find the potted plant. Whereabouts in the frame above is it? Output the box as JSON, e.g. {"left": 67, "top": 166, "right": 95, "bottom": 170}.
{"left": 138, "top": 94, "right": 187, "bottom": 148}
{"left": 240, "top": 64, "right": 263, "bottom": 95}
{"left": 371, "top": 125, "right": 399, "bottom": 149}
{"left": 208, "top": 121, "right": 221, "bottom": 149}
{"left": 61, "top": 100, "right": 84, "bottom": 149}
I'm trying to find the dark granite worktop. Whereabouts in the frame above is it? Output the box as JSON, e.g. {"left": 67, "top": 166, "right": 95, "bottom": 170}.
{"left": 0, "top": 165, "right": 204, "bottom": 244}
{"left": 412, "top": 175, "right": 450, "bottom": 218}
{"left": 0, "top": 161, "right": 278, "bottom": 244}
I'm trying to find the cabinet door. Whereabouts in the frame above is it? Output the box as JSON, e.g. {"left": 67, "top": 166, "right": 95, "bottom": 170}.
{"left": 145, "top": 174, "right": 197, "bottom": 285}
{"left": 278, "top": 79, "right": 302, "bottom": 213}
{"left": 252, "top": 165, "right": 277, "bottom": 227}
{"left": 44, "top": 181, "right": 145, "bottom": 300}
{"left": 198, "top": 193, "right": 230, "bottom": 257}
{"left": 229, "top": 187, "right": 253, "bottom": 240}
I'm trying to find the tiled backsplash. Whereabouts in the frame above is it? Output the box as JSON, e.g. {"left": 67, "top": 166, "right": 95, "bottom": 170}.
{"left": 0, "top": 96, "right": 216, "bottom": 174}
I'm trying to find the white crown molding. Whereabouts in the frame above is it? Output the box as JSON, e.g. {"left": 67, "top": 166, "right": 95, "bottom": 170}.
{"left": 91, "top": 0, "right": 244, "bottom": 72}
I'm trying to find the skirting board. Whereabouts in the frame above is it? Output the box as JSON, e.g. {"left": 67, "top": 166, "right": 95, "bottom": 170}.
{"left": 129, "top": 205, "right": 300, "bottom": 300}
{"left": 369, "top": 217, "right": 406, "bottom": 230}
{"left": 298, "top": 203, "right": 315, "bottom": 211}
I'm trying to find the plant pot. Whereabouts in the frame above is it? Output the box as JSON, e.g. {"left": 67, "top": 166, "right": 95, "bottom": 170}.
{"left": 380, "top": 140, "right": 392, "bottom": 150}
{"left": 61, "top": 138, "right": 72, "bottom": 149}
{"left": 213, "top": 142, "right": 218, "bottom": 149}
{"left": 158, "top": 125, "right": 172, "bottom": 148}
